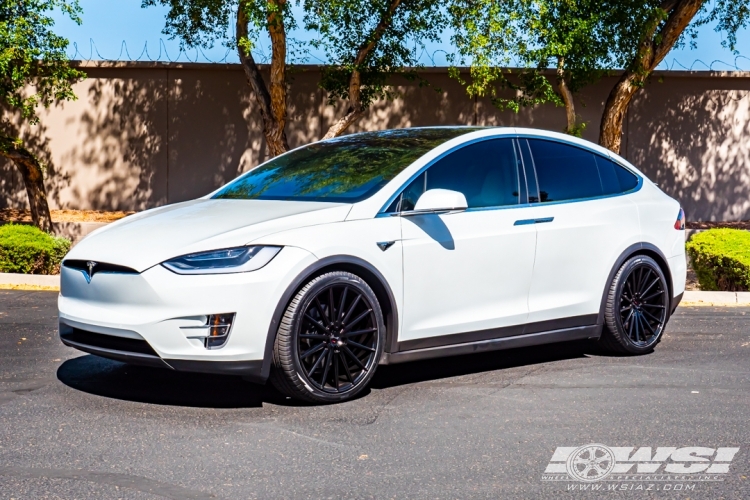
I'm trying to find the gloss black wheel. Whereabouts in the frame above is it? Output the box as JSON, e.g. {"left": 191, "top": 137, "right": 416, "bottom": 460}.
{"left": 601, "top": 255, "right": 670, "bottom": 354}
{"left": 270, "top": 271, "right": 384, "bottom": 403}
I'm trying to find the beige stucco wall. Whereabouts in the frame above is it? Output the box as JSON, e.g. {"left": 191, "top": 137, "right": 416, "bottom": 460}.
{"left": 2, "top": 62, "right": 749, "bottom": 220}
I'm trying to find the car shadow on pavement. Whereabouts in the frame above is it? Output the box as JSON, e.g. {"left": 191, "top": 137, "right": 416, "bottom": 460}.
{"left": 57, "top": 340, "right": 621, "bottom": 408}
{"left": 56, "top": 355, "right": 292, "bottom": 409}
{"left": 370, "top": 339, "right": 602, "bottom": 389}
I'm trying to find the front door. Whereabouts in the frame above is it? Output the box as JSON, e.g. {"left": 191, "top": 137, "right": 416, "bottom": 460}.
{"left": 392, "top": 138, "right": 538, "bottom": 349}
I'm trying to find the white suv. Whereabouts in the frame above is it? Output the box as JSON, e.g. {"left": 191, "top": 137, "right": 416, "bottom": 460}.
{"left": 59, "top": 127, "right": 687, "bottom": 403}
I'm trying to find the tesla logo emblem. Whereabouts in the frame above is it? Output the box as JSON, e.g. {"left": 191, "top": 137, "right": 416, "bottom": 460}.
{"left": 82, "top": 261, "right": 97, "bottom": 283}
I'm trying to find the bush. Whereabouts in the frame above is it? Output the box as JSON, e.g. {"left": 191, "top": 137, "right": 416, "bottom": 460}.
{"left": 0, "top": 224, "right": 70, "bottom": 275}
{"left": 686, "top": 228, "right": 750, "bottom": 291}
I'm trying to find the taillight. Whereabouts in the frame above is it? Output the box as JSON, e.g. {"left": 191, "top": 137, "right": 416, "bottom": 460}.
{"left": 674, "top": 208, "right": 685, "bottom": 230}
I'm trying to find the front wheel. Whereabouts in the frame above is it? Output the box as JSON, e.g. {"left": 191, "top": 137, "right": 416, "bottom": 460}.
{"left": 270, "top": 271, "right": 385, "bottom": 403}
{"left": 600, "top": 255, "right": 670, "bottom": 354}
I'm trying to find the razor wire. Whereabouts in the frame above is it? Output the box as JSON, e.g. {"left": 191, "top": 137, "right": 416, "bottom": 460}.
{"left": 69, "top": 38, "right": 750, "bottom": 71}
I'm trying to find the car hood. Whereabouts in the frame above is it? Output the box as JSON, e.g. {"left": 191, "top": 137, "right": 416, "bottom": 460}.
{"left": 65, "top": 199, "right": 352, "bottom": 272}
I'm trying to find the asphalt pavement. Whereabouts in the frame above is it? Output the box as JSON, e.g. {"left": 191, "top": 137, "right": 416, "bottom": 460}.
{"left": 0, "top": 289, "right": 748, "bottom": 499}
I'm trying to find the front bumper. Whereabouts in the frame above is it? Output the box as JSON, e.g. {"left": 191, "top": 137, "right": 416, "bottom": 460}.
{"left": 58, "top": 246, "right": 316, "bottom": 382}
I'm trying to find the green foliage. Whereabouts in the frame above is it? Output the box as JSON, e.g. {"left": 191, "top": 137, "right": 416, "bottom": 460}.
{"left": 449, "top": 0, "right": 627, "bottom": 111}
{"left": 141, "top": 0, "right": 298, "bottom": 57}
{"left": 302, "top": 0, "right": 445, "bottom": 108}
{"left": 0, "top": 0, "right": 85, "bottom": 125}
{"left": 686, "top": 229, "right": 750, "bottom": 292}
{"left": 0, "top": 224, "right": 70, "bottom": 275}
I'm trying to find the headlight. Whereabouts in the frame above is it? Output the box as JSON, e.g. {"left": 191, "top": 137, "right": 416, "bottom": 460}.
{"left": 162, "top": 246, "right": 282, "bottom": 275}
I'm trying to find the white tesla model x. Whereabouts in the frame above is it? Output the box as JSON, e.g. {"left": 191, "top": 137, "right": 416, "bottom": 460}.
{"left": 59, "top": 127, "right": 687, "bottom": 403}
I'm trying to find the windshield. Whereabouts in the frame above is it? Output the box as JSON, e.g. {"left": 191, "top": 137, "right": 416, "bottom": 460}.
{"left": 212, "top": 128, "right": 481, "bottom": 203}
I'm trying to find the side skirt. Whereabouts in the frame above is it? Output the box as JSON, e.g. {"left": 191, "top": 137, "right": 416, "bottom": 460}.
{"left": 380, "top": 324, "right": 601, "bottom": 365}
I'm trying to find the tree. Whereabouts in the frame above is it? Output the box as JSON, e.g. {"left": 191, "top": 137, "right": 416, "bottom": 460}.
{"left": 303, "top": 0, "right": 445, "bottom": 138}
{"left": 599, "top": 0, "right": 750, "bottom": 154}
{"left": 449, "top": 0, "right": 632, "bottom": 137}
{"left": 0, "top": 0, "right": 84, "bottom": 232}
{"left": 143, "top": 0, "right": 296, "bottom": 157}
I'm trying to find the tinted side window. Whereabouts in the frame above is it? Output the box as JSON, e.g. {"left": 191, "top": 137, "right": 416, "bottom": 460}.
{"left": 528, "top": 139, "right": 602, "bottom": 203}
{"left": 596, "top": 156, "right": 639, "bottom": 194}
{"left": 389, "top": 139, "right": 520, "bottom": 211}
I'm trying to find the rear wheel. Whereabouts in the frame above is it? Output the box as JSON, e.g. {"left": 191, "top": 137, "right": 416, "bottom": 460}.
{"left": 600, "top": 255, "right": 669, "bottom": 354}
{"left": 270, "top": 271, "right": 385, "bottom": 403}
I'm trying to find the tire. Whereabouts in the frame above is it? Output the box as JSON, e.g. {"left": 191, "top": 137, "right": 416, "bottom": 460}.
{"left": 270, "top": 271, "right": 385, "bottom": 403}
{"left": 600, "top": 255, "right": 670, "bottom": 355}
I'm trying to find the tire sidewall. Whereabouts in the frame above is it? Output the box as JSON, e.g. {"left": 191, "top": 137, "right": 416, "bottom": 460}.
{"left": 287, "top": 273, "right": 385, "bottom": 403}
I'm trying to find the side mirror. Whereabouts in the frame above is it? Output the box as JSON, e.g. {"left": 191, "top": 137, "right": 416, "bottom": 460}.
{"left": 408, "top": 189, "right": 468, "bottom": 214}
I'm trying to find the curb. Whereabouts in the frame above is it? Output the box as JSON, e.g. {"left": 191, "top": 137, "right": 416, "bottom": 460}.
{"left": 682, "top": 290, "right": 750, "bottom": 306}
{"left": 0, "top": 273, "right": 60, "bottom": 291}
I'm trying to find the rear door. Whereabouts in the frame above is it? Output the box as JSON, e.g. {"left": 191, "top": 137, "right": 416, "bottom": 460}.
{"left": 393, "top": 138, "right": 538, "bottom": 349}
{"left": 517, "top": 138, "right": 641, "bottom": 327}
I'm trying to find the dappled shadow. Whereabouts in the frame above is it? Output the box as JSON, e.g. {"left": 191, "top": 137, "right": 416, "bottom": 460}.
{"left": 627, "top": 77, "right": 750, "bottom": 221}
{"left": 56, "top": 354, "right": 298, "bottom": 408}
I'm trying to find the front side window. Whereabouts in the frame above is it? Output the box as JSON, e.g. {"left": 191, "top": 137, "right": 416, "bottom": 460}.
{"left": 527, "top": 139, "right": 602, "bottom": 203}
{"left": 213, "top": 128, "right": 480, "bottom": 203}
{"left": 387, "top": 138, "right": 520, "bottom": 212}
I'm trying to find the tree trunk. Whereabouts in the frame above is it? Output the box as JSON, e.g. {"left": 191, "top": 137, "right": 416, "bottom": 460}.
{"left": 322, "top": 0, "right": 403, "bottom": 139}
{"left": 556, "top": 57, "right": 576, "bottom": 135}
{"left": 236, "top": 2, "right": 289, "bottom": 157}
{"left": 0, "top": 137, "right": 53, "bottom": 232}
{"left": 599, "top": 0, "right": 703, "bottom": 153}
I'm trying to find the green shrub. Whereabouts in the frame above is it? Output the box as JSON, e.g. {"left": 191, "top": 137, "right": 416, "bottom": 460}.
{"left": 686, "top": 228, "right": 750, "bottom": 291}
{"left": 0, "top": 224, "right": 71, "bottom": 275}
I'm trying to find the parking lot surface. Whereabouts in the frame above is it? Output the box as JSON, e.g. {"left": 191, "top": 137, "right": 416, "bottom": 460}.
{"left": 0, "top": 290, "right": 748, "bottom": 499}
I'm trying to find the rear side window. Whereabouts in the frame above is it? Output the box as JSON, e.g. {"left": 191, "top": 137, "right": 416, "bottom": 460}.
{"left": 595, "top": 156, "right": 639, "bottom": 194}
{"left": 387, "top": 138, "right": 520, "bottom": 211}
{"left": 527, "top": 139, "right": 601, "bottom": 203}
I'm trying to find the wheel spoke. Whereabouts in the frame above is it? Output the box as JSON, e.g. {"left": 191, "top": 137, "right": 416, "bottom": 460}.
{"left": 347, "top": 340, "right": 376, "bottom": 352}
{"left": 333, "top": 353, "right": 340, "bottom": 390}
{"left": 642, "top": 304, "right": 665, "bottom": 309}
{"left": 641, "top": 307, "right": 662, "bottom": 324}
{"left": 304, "top": 313, "right": 327, "bottom": 332}
{"left": 342, "top": 327, "right": 377, "bottom": 338}
{"left": 340, "top": 352, "right": 354, "bottom": 383}
{"left": 300, "top": 333, "right": 327, "bottom": 340}
{"left": 620, "top": 305, "right": 632, "bottom": 313}
{"left": 627, "top": 310, "right": 636, "bottom": 339}
{"left": 641, "top": 314, "right": 656, "bottom": 335}
{"left": 345, "top": 309, "right": 373, "bottom": 330}
{"left": 319, "top": 349, "right": 332, "bottom": 387}
{"left": 307, "top": 347, "right": 328, "bottom": 376}
{"left": 640, "top": 276, "right": 661, "bottom": 297}
{"left": 341, "top": 295, "right": 362, "bottom": 325}
{"left": 641, "top": 290, "right": 663, "bottom": 302}
{"left": 329, "top": 288, "right": 336, "bottom": 321}
{"left": 342, "top": 346, "right": 368, "bottom": 371}
{"left": 301, "top": 342, "right": 326, "bottom": 360}
{"left": 314, "top": 297, "right": 331, "bottom": 326}
{"left": 337, "top": 287, "right": 348, "bottom": 321}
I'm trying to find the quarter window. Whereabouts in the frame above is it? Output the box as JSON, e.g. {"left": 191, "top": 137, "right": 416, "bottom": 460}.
{"left": 388, "top": 139, "right": 520, "bottom": 212}
{"left": 596, "top": 156, "right": 639, "bottom": 194}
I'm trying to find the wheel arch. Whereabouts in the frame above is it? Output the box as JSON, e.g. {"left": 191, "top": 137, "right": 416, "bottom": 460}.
{"left": 597, "top": 242, "right": 674, "bottom": 328}
{"left": 260, "top": 255, "right": 399, "bottom": 381}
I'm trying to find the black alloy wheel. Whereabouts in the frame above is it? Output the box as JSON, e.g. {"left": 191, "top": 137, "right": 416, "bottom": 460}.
{"left": 270, "top": 271, "right": 385, "bottom": 403}
{"left": 601, "top": 255, "right": 669, "bottom": 354}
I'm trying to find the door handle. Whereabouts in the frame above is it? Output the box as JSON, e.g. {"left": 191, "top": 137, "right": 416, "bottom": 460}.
{"left": 514, "top": 217, "right": 554, "bottom": 226}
